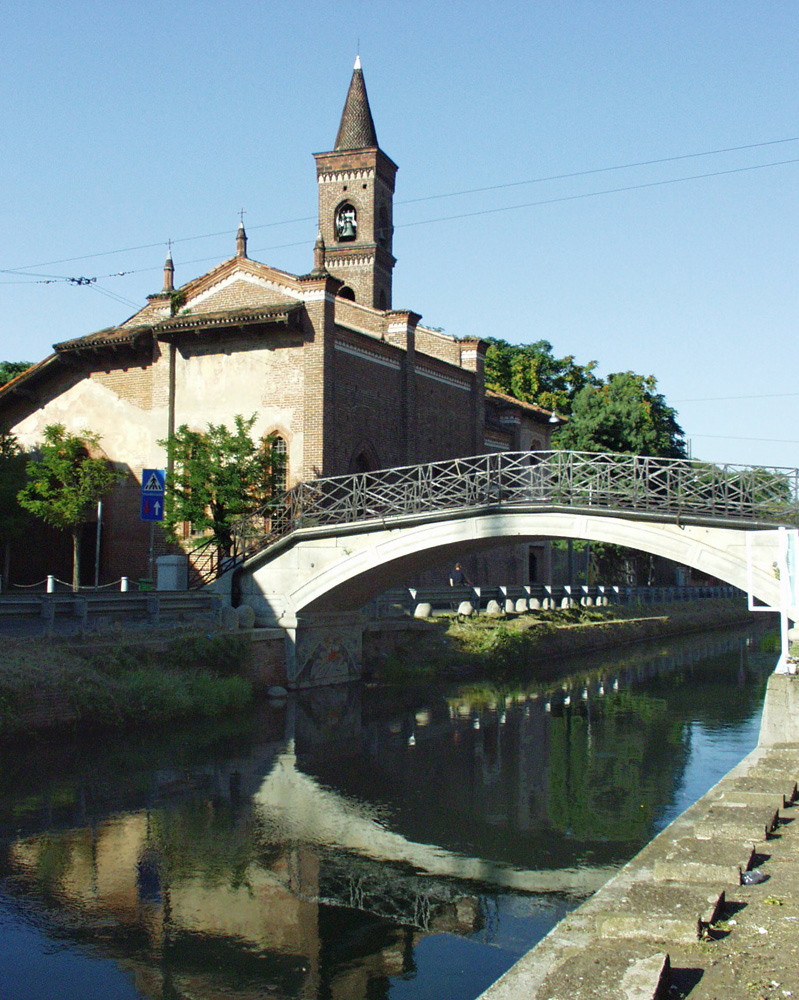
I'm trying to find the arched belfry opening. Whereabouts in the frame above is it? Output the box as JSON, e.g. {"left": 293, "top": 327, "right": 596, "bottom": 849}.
{"left": 335, "top": 203, "right": 357, "bottom": 242}
{"left": 337, "top": 286, "right": 356, "bottom": 301}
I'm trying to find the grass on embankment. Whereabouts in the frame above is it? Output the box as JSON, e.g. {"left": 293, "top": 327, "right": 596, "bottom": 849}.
{"left": 371, "top": 598, "right": 761, "bottom": 684}
{"left": 0, "top": 632, "right": 253, "bottom": 740}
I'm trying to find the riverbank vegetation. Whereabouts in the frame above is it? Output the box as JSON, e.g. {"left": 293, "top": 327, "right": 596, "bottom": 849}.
{"left": 369, "top": 598, "right": 762, "bottom": 684}
{"left": 0, "top": 632, "right": 253, "bottom": 740}
{"left": 0, "top": 598, "right": 766, "bottom": 740}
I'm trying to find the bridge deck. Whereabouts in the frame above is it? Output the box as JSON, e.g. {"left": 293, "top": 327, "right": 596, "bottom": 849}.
{"left": 192, "top": 450, "right": 799, "bottom": 585}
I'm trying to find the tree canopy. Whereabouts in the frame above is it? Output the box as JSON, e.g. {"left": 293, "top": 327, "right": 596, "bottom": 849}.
{"left": 484, "top": 338, "right": 599, "bottom": 414}
{"left": 557, "top": 371, "right": 686, "bottom": 458}
{"left": 0, "top": 430, "right": 30, "bottom": 588}
{"left": 161, "top": 414, "right": 286, "bottom": 565}
{"left": 17, "top": 424, "right": 119, "bottom": 590}
{"left": 0, "top": 361, "right": 32, "bottom": 387}
{"left": 484, "top": 338, "right": 685, "bottom": 458}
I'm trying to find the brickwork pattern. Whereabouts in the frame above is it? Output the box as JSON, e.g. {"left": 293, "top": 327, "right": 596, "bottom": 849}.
{"left": 414, "top": 375, "right": 476, "bottom": 462}
{"left": 414, "top": 327, "right": 463, "bottom": 366}
{"left": 89, "top": 364, "right": 153, "bottom": 410}
{"left": 333, "top": 340, "right": 405, "bottom": 470}
{"left": 185, "top": 277, "right": 297, "bottom": 314}
{"left": 334, "top": 298, "right": 387, "bottom": 336}
{"left": 174, "top": 327, "right": 307, "bottom": 474}
{"left": 316, "top": 147, "right": 396, "bottom": 309}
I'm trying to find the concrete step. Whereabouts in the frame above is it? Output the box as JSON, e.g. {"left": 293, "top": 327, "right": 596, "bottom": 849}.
{"left": 720, "top": 775, "right": 798, "bottom": 807}
{"left": 653, "top": 838, "right": 756, "bottom": 885}
{"left": 597, "top": 884, "right": 725, "bottom": 944}
{"left": 534, "top": 946, "right": 671, "bottom": 1000}
{"left": 693, "top": 802, "right": 780, "bottom": 842}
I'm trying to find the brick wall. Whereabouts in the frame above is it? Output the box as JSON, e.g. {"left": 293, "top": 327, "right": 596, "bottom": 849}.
{"left": 90, "top": 363, "right": 153, "bottom": 410}
{"left": 332, "top": 332, "right": 405, "bottom": 470}
{"left": 414, "top": 370, "right": 477, "bottom": 461}
{"left": 173, "top": 326, "right": 307, "bottom": 478}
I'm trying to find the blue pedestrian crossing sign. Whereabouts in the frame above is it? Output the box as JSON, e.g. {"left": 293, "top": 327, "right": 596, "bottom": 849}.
{"left": 141, "top": 468, "right": 165, "bottom": 522}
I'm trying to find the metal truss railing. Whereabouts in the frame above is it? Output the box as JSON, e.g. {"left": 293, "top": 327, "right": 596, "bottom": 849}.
{"left": 191, "top": 451, "right": 799, "bottom": 585}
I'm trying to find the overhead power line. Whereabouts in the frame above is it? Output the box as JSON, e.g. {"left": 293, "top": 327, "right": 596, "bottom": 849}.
{"left": 2, "top": 134, "right": 798, "bottom": 279}
{"left": 394, "top": 157, "right": 799, "bottom": 231}
{"left": 400, "top": 135, "right": 799, "bottom": 205}
{"left": 688, "top": 432, "right": 799, "bottom": 445}
{"left": 676, "top": 391, "right": 799, "bottom": 403}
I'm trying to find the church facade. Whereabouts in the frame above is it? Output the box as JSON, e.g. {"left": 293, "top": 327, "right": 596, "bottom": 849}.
{"left": 0, "top": 60, "right": 556, "bottom": 587}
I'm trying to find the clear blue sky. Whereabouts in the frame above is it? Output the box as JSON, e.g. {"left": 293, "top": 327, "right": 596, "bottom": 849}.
{"left": 1, "top": 1, "right": 796, "bottom": 469}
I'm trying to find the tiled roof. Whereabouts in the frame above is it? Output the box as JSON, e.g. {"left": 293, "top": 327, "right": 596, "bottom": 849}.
{"left": 334, "top": 65, "right": 378, "bottom": 151}
{"left": 485, "top": 388, "right": 564, "bottom": 423}
{"left": 156, "top": 303, "right": 303, "bottom": 334}
{"left": 52, "top": 302, "right": 303, "bottom": 354}
{"left": 54, "top": 325, "right": 152, "bottom": 353}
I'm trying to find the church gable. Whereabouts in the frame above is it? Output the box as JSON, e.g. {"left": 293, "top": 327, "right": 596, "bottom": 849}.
{"left": 184, "top": 273, "right": 299, "bottom": 315}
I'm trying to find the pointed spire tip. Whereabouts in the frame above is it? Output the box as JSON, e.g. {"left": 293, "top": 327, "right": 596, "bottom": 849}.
{"left": 335, "top": 57, "right": 378, "bottom": 151}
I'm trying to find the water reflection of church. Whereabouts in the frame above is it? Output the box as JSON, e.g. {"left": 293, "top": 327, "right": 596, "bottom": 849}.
{"left": 0, "top": 631, "right": 761, "bottom": 999}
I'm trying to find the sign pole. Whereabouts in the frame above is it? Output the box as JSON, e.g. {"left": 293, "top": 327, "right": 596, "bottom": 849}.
{"left": 94, "top": 500, "right": 102, "bottom": 588}
{"left": 141, "top": 468, "right": 166, "bottom": 585}
{"left": 149, "top": 521, "right": 155, "bottom": 583}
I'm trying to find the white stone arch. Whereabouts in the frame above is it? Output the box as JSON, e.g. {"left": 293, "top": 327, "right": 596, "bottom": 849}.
{"left": 241, "top": 509, "right": 786, "bottom": 621}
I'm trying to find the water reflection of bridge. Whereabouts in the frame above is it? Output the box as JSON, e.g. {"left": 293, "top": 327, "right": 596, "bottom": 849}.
{"left": 0, "top": 625, "right": 774, "bottom": 999}
{"left": 254, "top": 749, "right": 616, "bottom": 902}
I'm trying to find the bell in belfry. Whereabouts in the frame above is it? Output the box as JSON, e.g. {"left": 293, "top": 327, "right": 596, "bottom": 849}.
{"left": 336, "top": 205, "right": 357, "bottom": 241}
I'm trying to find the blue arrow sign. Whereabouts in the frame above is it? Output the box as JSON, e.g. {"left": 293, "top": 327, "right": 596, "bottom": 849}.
{"left": 141, "top": 468, "right": 165, "bottom": 521}
{"left": 141, "top": 495, "right": 164, "bottom": 522}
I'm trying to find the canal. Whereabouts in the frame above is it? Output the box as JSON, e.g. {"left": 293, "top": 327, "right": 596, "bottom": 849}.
{"left": 0, "top": 622, "right": 779, "bottom": 1000}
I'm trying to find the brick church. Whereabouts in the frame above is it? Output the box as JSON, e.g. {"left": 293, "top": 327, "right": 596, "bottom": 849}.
{"left": 0, "top": 59, "right": 557, "bottom": 587}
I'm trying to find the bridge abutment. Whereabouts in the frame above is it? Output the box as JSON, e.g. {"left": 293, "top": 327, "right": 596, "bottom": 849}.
{"left": 282, "top": 610, "right": 364, "bottom": 688}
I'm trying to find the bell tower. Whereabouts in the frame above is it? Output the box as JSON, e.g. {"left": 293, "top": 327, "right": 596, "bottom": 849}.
{"left": 314, "top": 57, "right": 397, "bottom": 310}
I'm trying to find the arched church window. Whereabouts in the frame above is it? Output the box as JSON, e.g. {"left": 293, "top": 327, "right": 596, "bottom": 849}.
{"left": 269, "top": 434, "right": 288, "bottom": 491}
{"left": 337, "top": 285, "right": 356, "bottom": 301}
{"left": 335, "top": 203, "right": 357, "bottom": 242}
{"left": 349, "top": 447, "right": 379, "bottom": 474}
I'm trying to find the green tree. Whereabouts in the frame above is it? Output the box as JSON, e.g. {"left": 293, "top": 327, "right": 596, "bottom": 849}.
{"left": 556, "top": 372, "right": 686, "bottom": 458}
{"left": 484, "top": 338, "right": 599, "bottom": 414}
{"left": 0, "top": 430, "right": 30, "bottom": 588}
{"left": 17, "top": 425, "right": 120, "bottom": 591}
{"left": 0, "top": 361, "right": 32, "bottom": 387}
{"left": 161, "top": 415, "right": 285, "bottom": 569}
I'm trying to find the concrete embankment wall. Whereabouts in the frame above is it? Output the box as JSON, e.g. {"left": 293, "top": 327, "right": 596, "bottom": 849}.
{"left": 362, "top": 598, "right": 760, "bottom": 671}
{"left": 477, "top": 673, "right": 799, "bottom": 1000}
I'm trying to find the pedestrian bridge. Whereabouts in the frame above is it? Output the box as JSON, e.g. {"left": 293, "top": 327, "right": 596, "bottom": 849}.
{"left": 204, "top": 450, "right": 799, "bottom": 686}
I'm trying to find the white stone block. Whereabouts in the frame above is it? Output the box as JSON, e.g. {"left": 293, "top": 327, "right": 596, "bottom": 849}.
{"left": 237, "top": 604, "right": 256, "bottom": 629}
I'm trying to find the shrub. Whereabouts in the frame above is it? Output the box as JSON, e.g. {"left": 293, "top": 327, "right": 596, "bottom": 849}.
{"left": 165, "top": 633, "right": 249, "bottom": 676}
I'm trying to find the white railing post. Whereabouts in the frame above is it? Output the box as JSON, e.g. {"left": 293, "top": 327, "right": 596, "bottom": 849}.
{"left": 46, "top": 575, "right": 55, "bottom": 594}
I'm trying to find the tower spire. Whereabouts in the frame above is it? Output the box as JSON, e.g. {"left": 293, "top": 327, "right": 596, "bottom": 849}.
{"left": 162, "top": 242, "right": 174, "bottom": 292}
{"left": 236, "top": 213, "right": 248, "bottom": 258}
{"left": 334, "top": 56, "right": 378, "bottom": 150}
{"left": 315, "top": 60, "right": 397, "bottom": 309}
{"left": 312, "top": 228, "right": 327, "bottom": 274}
